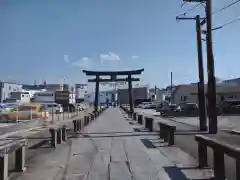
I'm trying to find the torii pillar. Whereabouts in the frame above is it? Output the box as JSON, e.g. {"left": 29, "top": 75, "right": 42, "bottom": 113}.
{"left": 128, "top": 75, "right": 134, "bottom": 114}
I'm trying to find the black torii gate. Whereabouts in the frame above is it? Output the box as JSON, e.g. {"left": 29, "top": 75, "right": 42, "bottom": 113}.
{"left": 82, "top": 69, "right": 144, "bottom": 113}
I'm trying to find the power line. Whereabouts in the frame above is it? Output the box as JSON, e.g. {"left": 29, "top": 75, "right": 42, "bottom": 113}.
{"left": 177, "top": 3, "right": 203, "bottom": 18}
{"left": 219, "top": 16, "right": 240, "bottom": 28}
{"left": 212, "top": 0, "right": 240, "bottom": 15}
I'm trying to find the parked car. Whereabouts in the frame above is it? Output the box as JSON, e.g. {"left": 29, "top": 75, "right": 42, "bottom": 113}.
{"left": 0, "top": 103, "right": 48, "bottom": 122}
{"left": 176, "top": 102, "right": 199, "bottom": 116}
{"left": 143, "top": 104, "right": 156, "bottom": 109}
{"left": 138, "top": 102, "right": 153, "bottom": 108}
{"left": 219, "top": 100, "right": 240, "bottom": 114}
{"left": 157, "top": 103, "right": 178, "bottom": 115}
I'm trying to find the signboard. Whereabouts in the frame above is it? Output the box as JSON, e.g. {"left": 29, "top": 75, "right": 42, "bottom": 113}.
{"left": 55, "top": 90, "right": 70, "bottom": 104}
{"left": 75, "top": 84, "right": 87, "bottom": 89}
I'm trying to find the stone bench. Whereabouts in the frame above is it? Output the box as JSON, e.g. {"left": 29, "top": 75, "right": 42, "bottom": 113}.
{"left": 158, "top": 122, "right": 176, "bottom": 146}
{"left": 49, "top": 125, "right": 68, "bottom": 148}
{"left": 195, "top": 134, "right": 240, "bottom": 180}
{"left": 0, "top": 138, "right": 28, "bottom": 180}
{"left": 144, "top": 117, "right": 153, "bottom": 132}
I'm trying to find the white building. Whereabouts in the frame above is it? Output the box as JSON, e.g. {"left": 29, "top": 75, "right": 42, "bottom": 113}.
{"left": 171, "top": 83, "right": 240, "bottom": 105}
{"left": 0, "top": 81, "right": 23, "bottom": 102}
{"left": 5, "top": 91, "right": 31, "bottom": 103}
{"left": 75, "top": 84, "right": 88, "bottom": 103}
{"left": 33, "top": 91, "right": 55, "bottom": 103}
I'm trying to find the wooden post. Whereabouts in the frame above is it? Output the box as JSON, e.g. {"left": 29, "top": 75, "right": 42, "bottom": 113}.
{"left": 15, "top": 146, "right": 26, "bottom": 172}
{"left": 206, "top": 0, "right": 217, "bottom": 134}
{"left": 57, "top": 128, "right": 62, "bottom": 144}
{"left": 198, "top": 141, "right": 208, "bottom": 168}
{"left": 196, "top": 15, "right": 207, "bottom": 131}
{"left": 62, "top": 125, "right": 67, "bottom": 141}
{"left": 73, "top": 120, "right": 77, "bottom": 132}
{"left": 213, "top": 150, "right": 225, "bottom": 180}
{"left": 128, "top": 75, "right": 134, "bottom": 114}
{"left": 76, "top": 120, "right": 80, "bottom": 131}
{"left": 168, "top": 127, "right": 175, "bottom": 146}
{"left": 138, "top": 115, "right": 143, "bottom": 124}
{"left": 94, "top": 75, "right": 100, "bottom": 112}
{"left": 50, "top": 129, "right": 57, "bottom": 148}
{"left": 236, "top": 159, "right": 240, "bottom": 180}
{"left": 145, "top": 117, "right": 153, "bottom": 132}
{"left": 0, "top": 154, "right": 8, "bottom": 180}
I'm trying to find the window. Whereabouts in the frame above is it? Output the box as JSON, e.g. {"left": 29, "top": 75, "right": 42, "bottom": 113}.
{"left": 9, "top": 86, "right": 11, "bottom": 91}
{"left": 180, "top": 96, "right": 187, "bottom": 101}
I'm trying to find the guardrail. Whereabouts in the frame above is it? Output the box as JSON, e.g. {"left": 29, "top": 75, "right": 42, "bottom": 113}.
{"left": 195, "top": 134, "right": 240, "bottom": 180}
{"left": 158, "top": 122, "right": 176, "bottom": 146}
{"left": 0, "top": 138, "right": 28, "bottom": 180}
{"left": 0, "top": 106, "right": 107, "bottom": 180}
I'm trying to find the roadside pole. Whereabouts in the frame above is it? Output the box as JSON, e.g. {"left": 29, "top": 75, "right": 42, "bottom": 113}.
{"left": 182, "top": 0, "right": 218, "bottom": 134}
{"left": 176, "top": 14, "right": 207, "bottom": 131}
{"left": 196, "top": 15, "right": 207, "bottom": 131}
{"left": 205, "top": 0, "right": 217, "bottom": 134}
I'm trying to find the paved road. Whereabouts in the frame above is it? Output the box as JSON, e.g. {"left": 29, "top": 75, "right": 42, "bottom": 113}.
{"left": 135, "top": 108, "right": 240, "bottom": 180}
{"left": 11, "top": 107, "right": 213, "bottom": 180}
{"left": 135, "top": 108, "right": 240, "bottom": 131}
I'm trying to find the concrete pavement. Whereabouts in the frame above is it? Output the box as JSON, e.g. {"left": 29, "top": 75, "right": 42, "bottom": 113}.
{"left": 11, "top": 107, "right": 214, "bottom": 180}
{"left": 135, "top": 108, "right": 240, "bottom": 180}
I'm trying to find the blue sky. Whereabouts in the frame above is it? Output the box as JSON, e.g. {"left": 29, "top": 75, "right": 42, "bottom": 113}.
{"left": 0, "top": 0, "right": 239, "bottom": 88}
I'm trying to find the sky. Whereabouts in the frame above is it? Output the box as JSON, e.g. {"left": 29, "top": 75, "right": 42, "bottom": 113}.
{"left": 0, "top": 0, "right": 240, "bottom": 88}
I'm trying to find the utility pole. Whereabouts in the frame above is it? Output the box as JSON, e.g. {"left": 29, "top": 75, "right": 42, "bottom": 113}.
{"left": 196, "top": 15, "right": 207, "bottom": 131}
{"left": 183, "top": 0, "right": 217, "bottom": 134}
{"left": 176, "top": 15, "right": 207, "bottom": 131}
{"left": 205, "top": 0, "right": 217, "bottom": 134}
{"left": 170, "top": 72, "right": 173, "bottom": 104}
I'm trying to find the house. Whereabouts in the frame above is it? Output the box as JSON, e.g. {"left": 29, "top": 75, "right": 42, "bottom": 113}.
{"left": 0, "top": 81, "right": 23, "bottom": 102}
{"left": 5, "top": 91, "right": 31, "bottom": 103}
{"left": 171, "top": 83, "right": 240, "bottom": 105}
{"left": 222, "top": 78, "right": 240, "bottom": 85}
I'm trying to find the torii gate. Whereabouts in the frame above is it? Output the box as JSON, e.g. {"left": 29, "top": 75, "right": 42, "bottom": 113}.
{"left": 82, "top": 69, "right": 144, "bottom": 113}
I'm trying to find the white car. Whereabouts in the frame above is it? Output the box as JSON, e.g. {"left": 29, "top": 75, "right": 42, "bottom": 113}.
{"left": 138, "top": 102, "right": 153, "bottom": 108}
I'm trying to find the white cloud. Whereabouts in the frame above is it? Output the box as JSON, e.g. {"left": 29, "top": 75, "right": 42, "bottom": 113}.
{"left": 64, "top": 54, "right": 69, "bottom": 63}
{"left": 131, "top": 55, "right": 140, "bottom": 59}
{"left": 72, "top": 57, "right": 91, "bottom": 69}
{"left": 100, "top": 52, "right": 120, "bottom": 61}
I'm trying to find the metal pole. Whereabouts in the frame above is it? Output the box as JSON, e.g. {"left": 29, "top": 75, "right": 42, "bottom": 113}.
{"left": 170, "top": 72, "right": 173, "bottom": 104}
{"left": 128, "top": 75, "right": 134, "bottom": 113}
{"left": 196, "top": 15, "right": 207, "bottom": 131}
{"left": 206, "top": 0, "right": 217, "bottom": 134}
{"left": 94, "top": 76, "right": 100, "bottom": 112}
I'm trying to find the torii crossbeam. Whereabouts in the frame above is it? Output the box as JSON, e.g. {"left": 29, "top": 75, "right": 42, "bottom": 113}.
{"left": 82, "top": 69, "right": 144, "bottom": 113}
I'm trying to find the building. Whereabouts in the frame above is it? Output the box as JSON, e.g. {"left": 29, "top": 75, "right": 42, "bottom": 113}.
{"left": 170, "top": 84, "right": 240, "bottom": 105}
{"left": 117, "top": 86, "right": 149, "bottom": 105}
{"left": 22, "top": 84, "right": 69, "bottom": 91}
{"left": 33, "top": 91, "right": 55, "bottom": 103}
{"left": 5, "top": 91, "right": 31, "bottom": 103}
{"left": 75, "top": 84, "right": 88, "bottom": 103}
{"left": 87, "top": 90, "right": 114, "bottom": 105}
{"left": 222, "top": 78, "right": 240, "bottom": 85}
{"left": 0, "top": 81, "right": 23, "bottom": 103}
